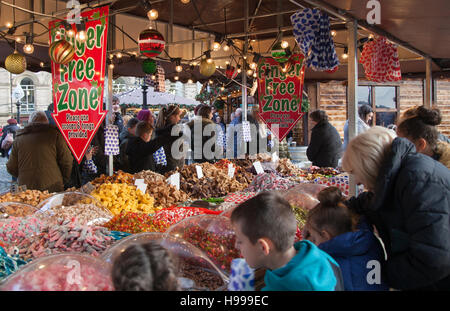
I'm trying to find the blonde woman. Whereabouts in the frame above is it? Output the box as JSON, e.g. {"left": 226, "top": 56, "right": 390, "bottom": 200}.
{"left": 342, "top": 126, "right": 450, "bottom": 290}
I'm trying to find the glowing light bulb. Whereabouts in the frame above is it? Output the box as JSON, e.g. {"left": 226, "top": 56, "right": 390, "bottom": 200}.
{"left": 281, "top": 40, "right": 289, "bottom": 49}
{"left": 253, "top": 73, "right": 257, "bottom": 78}
{"left": 116, "top": 52, "right": 123, "bottom": 59}
{"left": 40, "top": 62, "right": 45, "bottom": 68}
{"left": 15, "top": 37, "right": 21, "bottom": 43}
{"left": 213, "top": 42, "right": 221, "bottom": 51}
{"left": 23, "top": 44, "right": 34, "bottom": 54}
{"left": 342, "top": 53, "right": 348, "bottom": 59}
{"left": 220, "top": 86, "right": 225, "bottom": 91}
{"left": 209, "top": 80, "right": 213, "bottom": 84}
{"left": 67, "top": 29, "right": 75, "bottom": 38}
{"left": 188, "top": 79, "right": 193, "bottom": 84}
{"left": 174, "top": 75, "right": 179, "bottom": 81}
{"left": 175, "top": 65, "right": 183, "bottom": 72}
{"left": 76, "top": 30, "right": 86, "bottom": 42}
{"left": 247, "top": 69, "right": 253, "bottom": 76}
{"left": 181, "top": 0, "right": 191, "bottom": 4}
{"left": 151, "top": 75, "right": 156, "bottom": 80}
{"left": 331, "top": 30, "right": 337, "bottom": 37}
{"left": 206, "top": 58, "right": 213, "bottom": 64}
{"left": 250, "top": 62, "right": 257, "bottom": 70}
{"left": 237, "top": 68, "right": 242, "bottom": 74}
{"left": 6, "top": 22, "right": 13, "bottom": 28}
{"left": 109, "top": 64, "right": 115, "bottom": 69}
{"left": 148, "top": 9, "right": 158, "bottom": 20}
{"left": 223, "top": 45, "right": 230, "bottom": 52}
{"left": 368, "top": 34, "right": 374, "bottom": 39}
{"left": 225, "top": 61, "right": 230, "bottom": 65}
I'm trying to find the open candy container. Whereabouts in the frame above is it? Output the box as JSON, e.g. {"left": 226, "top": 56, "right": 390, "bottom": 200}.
{"left": 278, "top": 183, "right": 327, "bottom": 210}
{"left": 101, "top": 232, "right": 228, "bottom": 290}
{"left": 166, "top": 215, "right": 241, "bottom": 275}
{"left": 36, "top": 192, "right": 113, "bottom": 226}
{"left": 0, "top": 202, "right": 38, "bottom": 218}
{"left": 0, "top": 253, "right": 114, "bottom": 291}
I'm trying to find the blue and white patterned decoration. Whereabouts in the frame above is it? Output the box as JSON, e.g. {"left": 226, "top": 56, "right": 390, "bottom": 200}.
{"left": 153, "top": 146, "right": 167, "bottom": 166}
{"left": 83, "top": 159, "right": 97, "bottom": 174}
{"left": 242, "top": 121, "right": 252, "bottom": 143}
{"left": 291, "top": 8, "right": 339, "bottom": 72}
{"left": 227, "top": 258, "right": 255, "bottom": 291}
{"left": 104, "top": 125, "right": 120, "bottom": 156}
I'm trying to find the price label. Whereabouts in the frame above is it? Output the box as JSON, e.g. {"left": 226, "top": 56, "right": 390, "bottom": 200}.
{"left": 136, "top": 183, "right": 148, "bottom": 194}
{"left": 253, "top": 161, "right": 264, "bottom": 175}
{"left": 167, "top": 173, "right": 180, "bottom": 190}
{"left": 272, "top": 152, "right": 279, "bottom": 163}
{"left": 134, "top": 179, "right": 145, "bottom": 186}
{"left": 195, "top": 165, "right": 204, "bottom": 179}
{"left": 228, "top": 163, "right": 235, "bottom": 178}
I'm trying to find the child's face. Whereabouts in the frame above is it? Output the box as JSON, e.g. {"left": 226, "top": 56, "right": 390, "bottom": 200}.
{"left": 303, "top": 222, "right": 329, "bottom": 246}
{"left": 142, "top": 131, "right": 152, "bottom": 142}
{"left": 233, "top": 221, "right": 266, "bottom": 269}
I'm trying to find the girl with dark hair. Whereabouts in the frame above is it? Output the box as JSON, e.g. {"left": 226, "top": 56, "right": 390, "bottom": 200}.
{"left": 112, "top": 241, "right": 180, "bottom": 291}
{"left": 303, "top": 187, "right": 389, "bottom": 291}
{"left": 187, "top": 105, "right": 216, "bottom": 163}
{"left": 307, "top": 110, "right": 342, "bottom": 168}
{"left": 397, "top": 106, "right": 450, "bottom": 169}
{"left": 343, "top": 104, "right": 373, "bottom": 151}
{"left": 154, "top": 104, "right": 185, "bottom": 174}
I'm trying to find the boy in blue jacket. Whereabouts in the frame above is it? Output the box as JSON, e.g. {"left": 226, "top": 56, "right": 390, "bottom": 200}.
{"left": 303, "top": 187, "right": 389, "bottom": 291}
{"left": 230, "top": 191, "right": 344, "bottom": 291}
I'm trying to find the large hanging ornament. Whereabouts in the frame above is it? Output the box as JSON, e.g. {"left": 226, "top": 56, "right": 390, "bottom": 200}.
{"left": 271, "top": 42, "right": 289, "bottom": 63}
{"left": 49, "top": 39, "right": 75, "bottom": 65}
{"left": 142, "top": 58, "right": 157, "bottom": 74}
{"left": 199, "top": 59, "right": 216, "bottom": 77}
{"left": 139, "top": 29, "right": 165, "bottom": 58}
{"left": 5, "top": 51, "right": 27, "bottom": 74}
{"left": 225, "top": 66, "right": 239, "bottom": 79}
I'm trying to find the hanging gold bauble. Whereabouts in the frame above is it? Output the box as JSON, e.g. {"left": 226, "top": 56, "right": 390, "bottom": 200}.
{"left": 199, "top": 59, "right": 216, "bottom": 77}
{"left": 5, "top": 51, "right": 27, "bottom": 74}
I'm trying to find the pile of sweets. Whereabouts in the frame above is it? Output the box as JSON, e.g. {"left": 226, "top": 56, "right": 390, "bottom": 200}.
{"left": 0, "top": 190, "right": 53, "bottom": 206}
{"left": 91, "top": 183, "right": 159, "bottom": 216}
{"left": 103, "top": 212, "right": 158, "bottom": 234}
{"left": 245, "top": 172, "right": 297, "bottom": 192}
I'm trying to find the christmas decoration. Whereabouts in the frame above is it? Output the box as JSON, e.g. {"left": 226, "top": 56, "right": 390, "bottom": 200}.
{"left": 225, "top": 66, "right": 239, "bottom": 79}
{"left": 142, "top": 58, "right": 157, "bottom": 74}
{"left": 199, "top": 59, "right": 216, "bottom": 77}
{"left": 48, "top": 40, "right": 75, "bottom": 65}
{"left": 5, "top": 51, "right": 27, "bottom": 74}
{"left": 271, "top": 42, "right": 289, "bottom": 63}
{"left": 139, "top": 29, "right": 165, "bottom": 58}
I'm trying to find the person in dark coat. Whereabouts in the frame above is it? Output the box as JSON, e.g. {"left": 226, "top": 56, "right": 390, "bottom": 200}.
{"left": 126, "top": 121, "right": 176, "bottom": 174}
{"left": 187, "top": 106, "right": 216, "bottom": 163}
{"left": 303, "top": 187, "right": 389, "bottom": 291}
{"left": 154, "top": 104, "right": 185, "bottom": 174}
{"left": 44, "top": 104, "right": 57, "bottom": 126}
{"left": 0, "top": 118, "right": 20, "bottom": 158}
{"left": 118, "top": 117, "right": 139, "bottom": 173}
{"left": 307, "top": 110, "right": 342, "bottom": 168}
{"left": 342, "top": 126, "right": 450, "bottom": 291}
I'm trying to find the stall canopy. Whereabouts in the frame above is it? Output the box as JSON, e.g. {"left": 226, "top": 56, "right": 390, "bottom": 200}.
{"left": 0, "top": 0, "right": 449, "bottom": 81}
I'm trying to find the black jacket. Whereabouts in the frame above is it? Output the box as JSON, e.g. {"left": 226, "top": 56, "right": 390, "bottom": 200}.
{"left": 346, "top": 138, "right": 450, "bottom": 290}
{"left": 307, "top": 120, "right": 342, "bottom": 167}
{"left": 118, "top": 129, "right": 134, "bottom": 173}
{"left": 126, "top": 130, "right": 175, "bottom": 174}
{"left": 187, "top": 118, "right": 216, "bottom": 164}
{"left": 155, "top": 123, "right": 185, "bottom": 174}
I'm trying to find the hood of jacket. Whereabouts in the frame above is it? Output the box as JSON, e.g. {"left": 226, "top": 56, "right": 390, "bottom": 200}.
{"left": 16, "top": 123, "right": 58, "bottom": 138}
{"left": 435, "top": 141, "right": 450, "bottom": 169}
{"left": 263, "top": 240, "right": 338, "bottom": 291}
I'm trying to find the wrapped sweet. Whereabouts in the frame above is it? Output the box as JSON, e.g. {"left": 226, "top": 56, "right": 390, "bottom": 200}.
{"left": 0, "top": 253, "right": 113, "bottom": 291}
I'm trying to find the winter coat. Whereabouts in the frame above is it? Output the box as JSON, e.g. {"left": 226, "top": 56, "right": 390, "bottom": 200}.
{"left": 6, "top": 123, "right": 73, "bottom": 193}
{"left": 263, "top": 240, "right": 344, "bottom": 291}
{"left": 187, "top": 118, "right": 216, "bottom": 163}
{"left": 118, "top": 129, "right": 135, "bottom": 173}
{"left": 345, "top": 138, "right": 450, "bottom": 290}
{"left": 154, "top": 123, "right": 185, "bottom": 175}
{"left": 319, "top": 219, "right": 389, "bottom": 291}
{"left": 343, "top": 117, "right": 371, "bottom": 151}
{"left": 0, "top": 123, "right": 20, "bottom": 157}
{"left": 307, "top": 120, "right": 342, "bottom": 168}
{"left": 434, "top": 141, "right": 450, "bottom": 170}
{"left": 126, "top": 129, "right": 175, "bottom": 174}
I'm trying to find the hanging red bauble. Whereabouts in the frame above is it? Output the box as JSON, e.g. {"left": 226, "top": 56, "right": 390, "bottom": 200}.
{"left": 49, "top": 39, "right": 75, "bottom": 65}
{"left": 225, "top": 66, "right": 238, "bottom": 80}
{"left": 139, "top": 29, "right": 165, "bottom": 58}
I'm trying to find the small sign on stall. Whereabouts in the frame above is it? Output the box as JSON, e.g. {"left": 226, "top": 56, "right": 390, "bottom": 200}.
{"left": 253, "top": 161, "right": 264, "bottom": 175}
{"left": 228, "top": 163, "right": 235, "bottom": 178}
{"left": 195, "top": 165, "right": 204, "bottom": 179}
{"left": 167, "top": 173, "right": 180, "bottom": 190}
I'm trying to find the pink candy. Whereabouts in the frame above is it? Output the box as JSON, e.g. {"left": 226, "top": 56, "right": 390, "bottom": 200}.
{"left": 0, "top": 216, "right": 43, "bottom": 245}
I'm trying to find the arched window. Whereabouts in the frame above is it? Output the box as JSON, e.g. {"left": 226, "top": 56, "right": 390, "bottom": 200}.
{"left": 20, "top": 78, "right": 35, "bottom": 113}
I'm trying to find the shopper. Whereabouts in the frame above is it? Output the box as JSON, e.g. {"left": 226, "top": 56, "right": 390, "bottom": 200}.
{"left": 0, "top": 118, "right": 20, "bottom": 158}
{"left": 6, "top": 111, "right": 72, "bottom": 192}
{"left": 307, "top": 110, "right": 342, "bottom": 168}
{"left": 228, "top": 108, "right": 243, "bottom": 158}
{"left": 126, "top": 121, "right": 175, "bottom": 173}
{"left": 303, "top": 187, "right": 389, "bottom": 291}
{"left": 187, "top": 105, "right": 216, "bottom": 163}
{"left": 396, "top": 106, "right": 450, "bottom": 169}
{"left": 137, "top": 109, "right": 155, "bottom": 127}
{"left": 342, "top": 104, "right": 373, "bottom": 151}
{"left": 112, "top": 241, "right": 180, "bottom": 291}
{"left": 231, "top": 192, "right": 344, "bottom": 291}
{"left": 154, "top": 104, "right": 185, "bottom": 174}
{"left": 109, "top": 96, "right": 124, "bottom": 133}
{"left": 118, "top": 117, "right": 139, "bottom": 173}
{"left": 342, "top": 126, "right": 450, "bottom": 290}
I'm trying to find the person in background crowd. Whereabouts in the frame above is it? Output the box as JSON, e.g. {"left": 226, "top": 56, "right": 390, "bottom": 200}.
{"left": 137, "top": 109, "right": 156, "bottom": 129}
{"left": 231, "top": 192, "right": 344, "bottom": 291}
{"left": 396, "top": 106, "right": 450, "bottom": 169}
{"left": 342, "top": 126, "right": 450, "bottom": 290}
{"left": 0, "top": 118, "right": 20, "bottom": 158}
{"left": 187, "top": 105, "right": 216, "bottom": 163}
{"left": 343, "top": 104, "right": 373, "bottom": 151}
{"left": 6, "top": 111, "right": 72, "bottom": 192}
{"left": 44, "top": 104, "right": 56, "bottom": 126}
{"left": 215, "top": 115, "right": 226, "bottom": 157}
{"left": 154, "top": 104, "right": 185, "bottom": 174}
{"left": 303, "top": 187, "right": 389, "bottom": 291}
{"left": 112, "top": 241, "right": 180, "bottom": 291}
{"left": 307, "top": 110, "right": 342, "bottom": 168}
{"left": 230, "top": 112, "right": 235, "bottom": 124}
{"left": 119, "top": 117, "right": 139, "bottom": 173}
{"left": 247, "top": 105, "right": 271, "bottom": 154}
{"left": 194, "top": 104, "right": 205, "bottom": 117}
{"left": 228, "top": 108, "right": 243, "bottom": 158}
{"left": 398, "top": 105, "right": 450, "bottom": 144}
{"left": 109, "top": 96, "right": 124, "bottom": 134}
{"left": 121, "top": 114, "right": 133, "bottom": 136}
{"left": 126, "top": 121, "right": 176, "bottom": 174}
